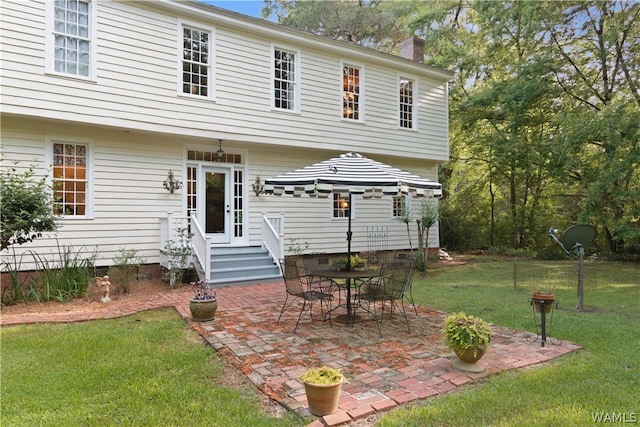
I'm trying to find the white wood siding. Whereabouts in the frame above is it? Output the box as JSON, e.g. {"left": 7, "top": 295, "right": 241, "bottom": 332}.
{"left": 1, "top": 0, "right": 449, "bottom": 270}
{"left": 1, "top": 0, "right": 451, "bottom": 161}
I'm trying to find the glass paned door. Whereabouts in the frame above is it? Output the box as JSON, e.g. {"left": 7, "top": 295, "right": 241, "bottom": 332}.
{"left": 201, "top": 167, "right": 231, "bottom": 243}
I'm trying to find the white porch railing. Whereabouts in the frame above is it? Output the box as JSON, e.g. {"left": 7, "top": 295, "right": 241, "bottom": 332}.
{"left": 160, "top": 212, "right": 211, "bottom": 281}
{"left": 262, "top": 212, "right": 285, "bottom": 267}
{"left": 190, "top": 215, "right": 211, "bottom": 281}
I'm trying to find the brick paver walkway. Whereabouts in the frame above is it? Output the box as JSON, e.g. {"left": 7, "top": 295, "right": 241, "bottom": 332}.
{"left": 1, "top": 281, "right": 581, "bottom": 426}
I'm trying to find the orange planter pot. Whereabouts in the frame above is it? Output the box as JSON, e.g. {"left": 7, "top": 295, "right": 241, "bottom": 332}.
{"left": 531, "top": 292, "right": 555, "bottom": 314}
{"left": 303, "top": 378, "right": 343, "bottom": 416}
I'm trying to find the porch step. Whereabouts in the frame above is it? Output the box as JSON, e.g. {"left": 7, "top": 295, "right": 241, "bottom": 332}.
{"left": 208, "top": 246, "right": 282, "bottom": 287}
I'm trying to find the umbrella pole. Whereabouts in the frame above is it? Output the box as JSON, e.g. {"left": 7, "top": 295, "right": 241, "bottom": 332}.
{"left": 347, "top": 193, "right": 352, "bottom": 272}
{"left": 345, "top": 193, "right": 354, "bottom": 322}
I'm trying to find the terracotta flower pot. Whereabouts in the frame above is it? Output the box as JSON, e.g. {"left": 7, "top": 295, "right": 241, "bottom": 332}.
{"left": 189, "top": 298, "right": 217, "bottom": 321}
{"left": 303, "top": 378, "right": 343, "bottom": 416}
{"left": 454, "top": 344, "right": 486, "bottom": 363}
{"left": 531, "top": 292, "right": 555, "bottom": 314}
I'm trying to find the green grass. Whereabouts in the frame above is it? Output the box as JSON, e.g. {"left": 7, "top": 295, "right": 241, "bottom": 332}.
{"left": 2, "top": 258, "right": 638, "bottom": 426}
{"left": 378, "top": 257, "right": 640, "bottom": 426}
{"left": 0, "top": 309, "right": 303, "bottom": 427}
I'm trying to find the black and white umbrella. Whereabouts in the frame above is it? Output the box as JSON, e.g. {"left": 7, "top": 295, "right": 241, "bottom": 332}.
{"left": 264, "top": 152, "right": 442, "bottom": 265}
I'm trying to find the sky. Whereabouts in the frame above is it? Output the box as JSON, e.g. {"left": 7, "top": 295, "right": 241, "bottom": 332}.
{"left": 203, "top": 1, "right": 265, "bottom": 18}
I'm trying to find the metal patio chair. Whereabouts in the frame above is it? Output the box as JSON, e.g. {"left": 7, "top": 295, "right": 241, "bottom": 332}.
{"left": 276, "top": 258, "right": 334, "bottom": 332}
{"left": 359, "top": 261, "right": 413, "bottom": 335}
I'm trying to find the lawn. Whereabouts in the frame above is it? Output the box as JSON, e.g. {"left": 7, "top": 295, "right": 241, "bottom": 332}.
{"left": 0, "top": 309, "right": 303, "bottom": 427}
{"left": 377, "top": 257, "right": 640, "bottom": 426}
{"left": 1, "top": 257, "right": 638, "bottom": 426}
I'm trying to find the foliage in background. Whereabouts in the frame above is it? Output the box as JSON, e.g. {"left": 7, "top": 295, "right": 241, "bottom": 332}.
{"left": 110, "top": 247, "right": 146, "bottom": 293}
{"left": 0, "top": 161, "right": 58, "bottom": 251}
{"left": 265, "top": 0, "right": 640, "bottom": 256}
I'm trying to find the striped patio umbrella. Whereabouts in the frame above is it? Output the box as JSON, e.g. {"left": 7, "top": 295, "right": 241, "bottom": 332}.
{"left": 264, "top": 152, "right": 442, "bottom": 199}
{"left": 265, "top": 152, "right": 442, "bottom": 268}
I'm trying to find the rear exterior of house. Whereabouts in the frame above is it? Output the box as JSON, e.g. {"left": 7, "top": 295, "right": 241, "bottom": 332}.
{"left": 0, "top": 0, "right": 453, "bottom": 283}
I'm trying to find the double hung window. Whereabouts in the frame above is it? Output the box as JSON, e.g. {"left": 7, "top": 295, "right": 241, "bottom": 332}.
{"left": 49, "top": 0, "right": 92, "bottom": 78}
{"left": 342, "top": 65, "right": 361, "bottom": 120}
{"left": 182, "top": 25, "right": 212, "bottom": 97}
{"left": 273, "top": 48, "right": 298, "bottom": 111}
{"left": 51, "top": 142, "right": 90, "bottom": 217}
{"left": 399, "top": 78, "right": 415, "bottom": 129}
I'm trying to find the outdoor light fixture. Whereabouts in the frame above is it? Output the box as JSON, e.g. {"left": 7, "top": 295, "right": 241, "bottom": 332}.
{"left": 216, "top": 139, "right": 225, "bottom": 160}
{"left": 252, "top": 175, "right": 264, "bottom": 196}
{"left": 162, "top": 170, "right": 182, "bottom": 193}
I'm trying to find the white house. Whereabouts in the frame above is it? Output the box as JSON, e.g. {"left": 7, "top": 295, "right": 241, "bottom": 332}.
{"left": 0, "top": 0, "right": 453, "bottom": 284}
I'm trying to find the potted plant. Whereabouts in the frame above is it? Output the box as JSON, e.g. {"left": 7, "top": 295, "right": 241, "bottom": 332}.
{"left": 189, "top": 279, "right": 217, "bottom": 321}
{"left": 530, "top": 281, "right": 556, "bottom": 314}
{"left": 299, "top": 366, "right": 345, "bottom": 416}
{"left": 442, "top": 312, "right": 491, "bottom": 371}
{"left": 331, "top": 255, "right": 367, "bottom": 271}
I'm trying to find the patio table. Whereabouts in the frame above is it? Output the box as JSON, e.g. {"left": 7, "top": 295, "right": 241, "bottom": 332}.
{"left": 308, "top": 268, "right": 380, "bottom": 324}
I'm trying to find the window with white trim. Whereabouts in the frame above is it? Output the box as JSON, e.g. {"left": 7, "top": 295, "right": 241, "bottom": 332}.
{"left": 273, "top": 48, "right": 297, "bottom": 110}
{"left": 51, "top": 142, "right": 89, "bottom": 216}
{"left": 343, "top": 65, "right": 361, "bottom": 120}
{"left": 181, "top": 25, "right": 211, "bottom": 97}
{"left": 392, "top": 195, "right": 410, "bottom": 218}
{"left": 50, "top": 0, "right": 92, "bottom": 77}
{"left": 399, "top": 78, "right": 415, "bottom": 129}
{"left": 333, "top": 194, "right": 352, "bottom": 218}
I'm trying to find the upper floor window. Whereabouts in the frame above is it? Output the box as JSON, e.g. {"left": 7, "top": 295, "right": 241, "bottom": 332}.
{"left": 48, "top": 0, "right": 93, "bottom": 78}
{"left": 343, "top": 65, "right": 361, "bottom": 120}
{"left": 399, "top": 78, "right": 415, "bottom": 129}
{"left": 51, "top": 142, "right": 90, "bottom": 217}
{"left": 181, "top": 25, "right": 211, "bottom": 97}
{"left": 273, "top": 48, "right": 298, "bottom": 111}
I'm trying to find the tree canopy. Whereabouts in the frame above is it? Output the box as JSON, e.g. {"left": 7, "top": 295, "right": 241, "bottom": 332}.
{"left": 264, "top": 0, "right": 640, "bottom": 256}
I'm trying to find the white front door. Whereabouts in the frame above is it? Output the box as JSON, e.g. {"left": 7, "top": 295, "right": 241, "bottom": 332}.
{"left": 200, "top": 166, "right": 231, "bottom": 244}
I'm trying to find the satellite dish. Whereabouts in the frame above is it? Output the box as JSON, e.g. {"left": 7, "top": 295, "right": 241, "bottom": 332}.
{"left": 560, "top": 224, "right": 597, "bottom": 250}
{"left": 548, "top": 224, "right": 597, "bottom": 312}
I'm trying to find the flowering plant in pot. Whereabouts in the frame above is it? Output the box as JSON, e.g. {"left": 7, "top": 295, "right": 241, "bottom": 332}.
{"left": 299, "top": 366, "right": 345, "bottom": 416}
{"left": 189, "top": 279, "right": 217, "bottom": 321}
{"left": 442, "top": 312, "right": 491, "bottom": 370}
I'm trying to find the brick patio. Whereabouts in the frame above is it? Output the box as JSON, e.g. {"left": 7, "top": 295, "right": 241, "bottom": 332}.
{"left": 1, "top": 281, "right": 581, "bottom": 426}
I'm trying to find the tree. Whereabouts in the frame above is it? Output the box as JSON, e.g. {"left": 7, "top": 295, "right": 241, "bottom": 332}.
{"left": 262, "top": 0, "right": 422, "bottom": 51}
{"left": 0, "top": 162, "right": 58, "bottom": 250}
{"left": 416, "top": 200, "right": 438, "bottom": 270}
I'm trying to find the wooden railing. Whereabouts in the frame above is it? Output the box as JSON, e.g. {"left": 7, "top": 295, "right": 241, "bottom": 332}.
{"left": 160, "top": 212, "right": 211, "bottom": 282}
{"left": 262, "top": 212, "right": 285, "bottom": 267}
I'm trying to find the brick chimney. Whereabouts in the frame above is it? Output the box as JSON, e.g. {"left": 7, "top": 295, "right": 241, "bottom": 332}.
{"left": 398, "top": 36, "right": 425, "bottom": 63}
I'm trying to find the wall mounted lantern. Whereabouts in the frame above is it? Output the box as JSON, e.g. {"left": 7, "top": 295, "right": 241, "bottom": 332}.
{"left": 252, "top": 175, "right": 264, "bottom": 196}
{"left": 162, "top": 170, "right": 182, "bottom": 193}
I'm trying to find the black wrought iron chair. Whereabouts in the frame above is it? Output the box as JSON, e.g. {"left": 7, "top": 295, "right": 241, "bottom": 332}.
{"left": 359, "top": 261, "right": 413, "bottom": 335}
{"left": 393, "top": 254, "right": 418, "bottom": 315}
{"left": 276, "top": 258, "right": 334, "bottom": 332}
